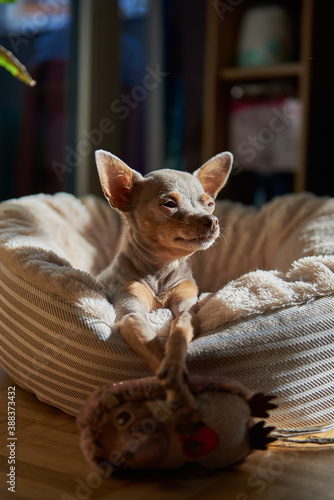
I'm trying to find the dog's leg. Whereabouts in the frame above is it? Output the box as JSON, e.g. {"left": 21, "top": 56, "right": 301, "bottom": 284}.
{"left": 157, "top": 281, "right": 199, "bottom": 409}
{"left": 115, "top": 288, "right": 165, "bottom": 374}
{"left": 118, "top": 311, "right": 165, "bottom": 373}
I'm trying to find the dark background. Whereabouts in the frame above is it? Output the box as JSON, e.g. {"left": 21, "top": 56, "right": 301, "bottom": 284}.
{"left": 0, "top": 0, "right": 333, "bottom": 204}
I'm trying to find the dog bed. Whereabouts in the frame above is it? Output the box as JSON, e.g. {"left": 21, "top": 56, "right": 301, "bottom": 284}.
{"left": 1, "top": 191, "right": 334, "bottom": 436}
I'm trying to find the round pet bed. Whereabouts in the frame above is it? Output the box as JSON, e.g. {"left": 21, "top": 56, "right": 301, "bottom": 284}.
{"left": 0, "top": 191, "right": 334, "bottom": 436}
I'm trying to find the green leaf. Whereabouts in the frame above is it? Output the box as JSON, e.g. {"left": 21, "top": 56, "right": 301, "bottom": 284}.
{"left": 0, "top": 45, "right": 36, "bottom": 86}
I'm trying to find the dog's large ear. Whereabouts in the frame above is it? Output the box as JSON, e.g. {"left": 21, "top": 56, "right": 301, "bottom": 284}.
{"left": 193, "top": 152, "right": 233, "bottom": 199}
{"left": 95, "top": 150, "right": 143, "bottom": 211}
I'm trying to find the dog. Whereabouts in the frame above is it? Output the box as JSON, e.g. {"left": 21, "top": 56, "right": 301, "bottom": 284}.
{"left": 95, "top": 149, "right": 233, "bottom": 411}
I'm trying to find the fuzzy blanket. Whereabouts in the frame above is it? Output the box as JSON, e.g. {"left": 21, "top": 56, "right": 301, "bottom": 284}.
{"left": 1, "top": 192, "right": 334, "bottom": 336}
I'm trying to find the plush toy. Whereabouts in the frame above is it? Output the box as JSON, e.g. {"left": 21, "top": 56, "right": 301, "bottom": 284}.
{"left": 77, "top": 375, "right": 276, "bottom": 474}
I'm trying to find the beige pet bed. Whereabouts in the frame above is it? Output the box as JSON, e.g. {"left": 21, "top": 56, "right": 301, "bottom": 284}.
{"left": 0, "top": 191, "right": 334, "bottom": 436}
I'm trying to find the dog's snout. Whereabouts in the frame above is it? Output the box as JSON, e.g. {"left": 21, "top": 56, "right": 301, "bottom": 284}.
{"left": 200, "top": 215, "right": 218, "bottom": 232}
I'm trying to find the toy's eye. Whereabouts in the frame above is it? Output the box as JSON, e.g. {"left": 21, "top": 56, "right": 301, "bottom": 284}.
{"left": 162, "top": 200, "right": 177, "bottom": 208}
{"left": 116, "top": 411, "right": 132, "bottom": 427}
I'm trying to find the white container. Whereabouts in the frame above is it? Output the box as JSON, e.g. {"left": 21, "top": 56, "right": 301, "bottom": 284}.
{"left": 237, "top": 5, "right": 293, "bottom": 66}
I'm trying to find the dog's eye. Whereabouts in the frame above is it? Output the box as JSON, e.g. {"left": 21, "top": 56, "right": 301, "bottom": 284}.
{"left": 162, "top": 200, "right": 177, "bottom": 208}
{"left": 206, "top": 201, "right": 214, "bottom": 209}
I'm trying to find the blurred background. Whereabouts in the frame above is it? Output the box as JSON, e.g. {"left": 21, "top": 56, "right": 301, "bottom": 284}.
{"left": 0, "top": 0, "right": 333, "bottom": 205}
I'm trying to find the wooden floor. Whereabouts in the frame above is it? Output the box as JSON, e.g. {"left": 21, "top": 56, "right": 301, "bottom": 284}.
{"left": 1, "top": 367, "right": 334, "bottom": 500}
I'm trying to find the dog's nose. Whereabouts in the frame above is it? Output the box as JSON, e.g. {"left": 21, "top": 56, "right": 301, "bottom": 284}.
{"left": 200, "top": 215, "right": 218, "bottom": 232}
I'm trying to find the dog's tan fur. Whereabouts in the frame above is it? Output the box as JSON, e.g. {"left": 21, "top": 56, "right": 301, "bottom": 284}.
{"left": 95, "top": 150, "right": 233, "bottom": 410}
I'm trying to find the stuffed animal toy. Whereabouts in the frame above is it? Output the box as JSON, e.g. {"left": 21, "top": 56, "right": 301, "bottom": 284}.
{"left": 77, "top": 375, "right": 276, "bottom": 475}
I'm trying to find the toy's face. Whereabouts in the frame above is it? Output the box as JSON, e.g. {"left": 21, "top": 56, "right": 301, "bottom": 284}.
{"left": 99, "top": 401, "right": 169, "bottom": 469}
{"left": 97, "top": 392, "right": 252, "bottom": 471}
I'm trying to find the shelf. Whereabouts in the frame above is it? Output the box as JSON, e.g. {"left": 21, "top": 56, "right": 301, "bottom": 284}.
{"left": 202, "top": 0, "right": 314, "bottom": 197}
{"left": 218, "top": 62, "right": 303, "bottom": 82}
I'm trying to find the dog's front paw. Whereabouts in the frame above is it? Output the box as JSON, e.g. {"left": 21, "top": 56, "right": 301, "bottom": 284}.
{"left": 157, "top": 357, "right": 196, "bottom": 412}
{"left": 157, "top": 356, "right": 188, "bottom": 387}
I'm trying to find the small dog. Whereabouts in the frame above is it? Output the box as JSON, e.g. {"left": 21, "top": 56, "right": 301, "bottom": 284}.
{"left": 95, "top": 149, "right": 233, "bottom": 411}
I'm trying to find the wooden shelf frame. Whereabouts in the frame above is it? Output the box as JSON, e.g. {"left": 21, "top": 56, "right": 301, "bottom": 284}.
{"left": 218, "top": 62, "right": 303, "bottom": 82}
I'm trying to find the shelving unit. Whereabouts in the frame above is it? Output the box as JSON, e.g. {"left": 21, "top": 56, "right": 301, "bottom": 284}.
{"left": 202, "top": 0, "right": 314, "bottom": 201}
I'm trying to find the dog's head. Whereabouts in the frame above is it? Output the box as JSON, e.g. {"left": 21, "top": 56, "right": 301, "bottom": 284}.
{"left": 95, "top": 150, "right": 232, "bottom": 259}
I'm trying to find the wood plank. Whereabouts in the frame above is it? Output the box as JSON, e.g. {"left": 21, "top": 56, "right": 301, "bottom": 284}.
{"left": 218, "top": 62, "right": 303, "bottom": 82}
{"left": 202, "top": 0, "right": 220, "bottom": 161}
{"left": 1, "top": 367, "right": 334, "bottom": 500}
{"left": 294, "top": 0, "right": 314, "bottom": 192}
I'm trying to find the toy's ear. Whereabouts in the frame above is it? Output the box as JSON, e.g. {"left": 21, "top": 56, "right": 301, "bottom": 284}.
{"left": 102, "top": 393, "right": 121, "bottom": 410}
{"left": 193, "top": 152, "right": 233, "bottom": 199}
{"left": 95, "top": 150, "right": 143, "bottom": 211}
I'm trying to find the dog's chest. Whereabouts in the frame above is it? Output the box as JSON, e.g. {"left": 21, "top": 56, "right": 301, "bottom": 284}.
{"left": 139, "top": 260, "right": 193, "bottom": 308}
{"left": 152, "top": 260, "right": 192, "bottom": 293}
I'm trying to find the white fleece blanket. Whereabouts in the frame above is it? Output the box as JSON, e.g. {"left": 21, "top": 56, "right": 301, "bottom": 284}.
{"left": 1, "top": 191, "right": 334, "bottom": 337}
{"left": 193, "top": 192, "right": 334, "bottom": 334}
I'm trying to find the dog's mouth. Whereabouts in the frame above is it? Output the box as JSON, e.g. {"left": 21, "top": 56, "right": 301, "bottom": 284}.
{"left": 175, "top": 235, "right": 213, "bottom": 243}
{"left": 174, "top": 229, "right": 218, "bottom": 248}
